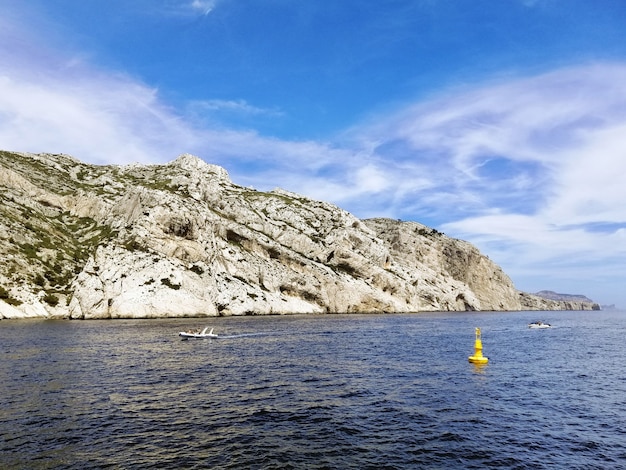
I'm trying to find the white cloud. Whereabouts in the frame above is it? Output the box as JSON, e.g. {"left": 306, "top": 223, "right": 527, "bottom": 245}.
{"left": 346, "top": 64, "right": 626, "bottom": 222}
{"left": 0, "top": 72, "right": 197, "bottom": 164}
{"left": 542, "top": 123, "right": 626, "bottom": 225}
{"left": 190, "top": 0, "right": 218, "bottom": 16}
{"left": 350, "top": 64, "right": 626, "bottom": 303}
{"left": 189, "top": 99, "right": 279, "bottom": 116}
{"left": 186, "top": 99, "right": 284, "bottom": 128}
{"left": 145, "top": 0, "right": 220, "bottom": 18}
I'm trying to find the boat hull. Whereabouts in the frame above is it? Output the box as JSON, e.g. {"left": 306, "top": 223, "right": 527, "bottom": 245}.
{"left": 179, "top": 332, "right": 219, "bottom": 339}
{"left": 179, "top": 327, "right": 218, "bottom": 339}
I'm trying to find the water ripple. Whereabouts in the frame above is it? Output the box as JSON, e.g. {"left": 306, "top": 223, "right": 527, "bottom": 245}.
{"left": 2, "top": 311, "right": 626, "bottom": 468}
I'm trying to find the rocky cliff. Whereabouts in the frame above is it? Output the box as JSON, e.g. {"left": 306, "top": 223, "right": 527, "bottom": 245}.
{"left": 535, "top": 290, "right": 601, "bottom": 310}
{"left": 0, "top": 151, "right": 598, "bottom": 319}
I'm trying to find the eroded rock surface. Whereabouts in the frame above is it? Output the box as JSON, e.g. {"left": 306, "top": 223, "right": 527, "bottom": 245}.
{"left": 0, "top": 151, "right": 598, "bottom": 319}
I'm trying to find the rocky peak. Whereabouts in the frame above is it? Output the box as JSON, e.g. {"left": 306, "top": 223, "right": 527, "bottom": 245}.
{"left": 168, "top": 153, "right": 230, "bottom": 179}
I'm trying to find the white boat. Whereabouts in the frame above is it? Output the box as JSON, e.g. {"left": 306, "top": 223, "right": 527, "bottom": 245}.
{"left": 179, "top": 327, "right": 218, "bottom": 339}
{"left": 528, "top": 321, "right": 551, "bottom": 329}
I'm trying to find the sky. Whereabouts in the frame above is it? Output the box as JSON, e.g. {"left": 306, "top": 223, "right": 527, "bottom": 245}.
{"left": 1, "top": 0, "right": 625, "bottom": 308}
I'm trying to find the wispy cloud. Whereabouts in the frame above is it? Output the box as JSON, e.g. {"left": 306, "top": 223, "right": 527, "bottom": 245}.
{"left": 189, "top": 99, "right": 279, "bottom": 115}
{"left": 186, "top": 99, "right": 284, "bottom": 130}
{"left": 345, "top": 63, "right": 626, "bottom": 299}
{"left": 356, "top": 65, "right": 626, "bottom": 213}
{"left": 0, "top": 71, "right": 193, "bottom": 164}
{"left": 152, "top": 0, "right": 220, "bottom": 18}
{"left": 189, "top": 0, "right": 218, "bottom": 16}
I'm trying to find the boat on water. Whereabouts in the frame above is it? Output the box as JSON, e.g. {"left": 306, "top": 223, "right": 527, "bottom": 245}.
{"left": 528, "top": 321, "right": 551, "bottom": 329}
{"left": 179, "top": 327, "right": 218, "bottom": 339}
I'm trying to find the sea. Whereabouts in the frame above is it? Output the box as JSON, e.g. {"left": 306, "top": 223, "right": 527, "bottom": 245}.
{"left": 1, "top": 309, "right": 626, "bottom": 469}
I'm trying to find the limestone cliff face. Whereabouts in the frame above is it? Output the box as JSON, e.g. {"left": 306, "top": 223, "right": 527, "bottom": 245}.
{"left": 0, "top": 151, "right": 597, "bottom": 319}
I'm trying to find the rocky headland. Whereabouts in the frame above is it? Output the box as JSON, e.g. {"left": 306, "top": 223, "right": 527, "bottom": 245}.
{"left": 534, "top": 290, "right": 600, "bottom": 310}
{"left": 0, "top": 151, "right": 600, "bottom": 319}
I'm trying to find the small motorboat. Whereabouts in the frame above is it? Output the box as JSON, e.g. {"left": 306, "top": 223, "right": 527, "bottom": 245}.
{"left": 528, "top": 321, "right": 551, "bottom": 329}
{"left": 179, "top": 327, "right": 218, "bottom": 339}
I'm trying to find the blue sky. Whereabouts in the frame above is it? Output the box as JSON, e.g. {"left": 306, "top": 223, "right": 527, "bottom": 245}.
{"left": 1, "top": 0, "right": 626, "bottom": 308}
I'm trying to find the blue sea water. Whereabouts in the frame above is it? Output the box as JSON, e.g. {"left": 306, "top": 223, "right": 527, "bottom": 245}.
{"left": 1, "top": 310, "right": 626, "bottom": 469}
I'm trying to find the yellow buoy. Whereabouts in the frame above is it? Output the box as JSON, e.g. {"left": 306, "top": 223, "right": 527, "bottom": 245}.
{"left": 468, "top": 327, "right": 488, "bottom": 364}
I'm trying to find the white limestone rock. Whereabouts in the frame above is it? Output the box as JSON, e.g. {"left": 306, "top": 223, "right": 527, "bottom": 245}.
{"left": 0, "top": 150, "right": 598, "bottom": 319}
